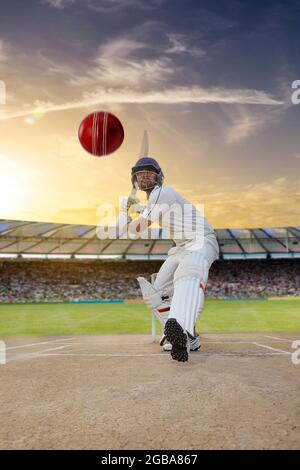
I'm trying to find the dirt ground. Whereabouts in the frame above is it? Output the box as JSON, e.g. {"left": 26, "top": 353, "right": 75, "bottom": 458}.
{"left": 0, "top": 333, "right": 299, "bottom": 450}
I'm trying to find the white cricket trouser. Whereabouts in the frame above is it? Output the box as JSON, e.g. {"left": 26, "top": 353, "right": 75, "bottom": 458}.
{"left": 153, "top": 235, "right": 219, "bottom": 336}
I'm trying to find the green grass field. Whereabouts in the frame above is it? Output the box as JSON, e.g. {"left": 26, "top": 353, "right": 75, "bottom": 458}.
{"left": 0, "top": 300, "right": 299, "bottom": 336}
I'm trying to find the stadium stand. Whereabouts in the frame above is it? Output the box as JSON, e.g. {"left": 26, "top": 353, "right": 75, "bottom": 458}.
{"left": 0, "top": 220, "right": 299, "bottom": 302}
{"left": 0, "top": 259, "right": 299, "bottom": 302}
{"left": 0, "top": 220, "right": 300, "bottom": 260}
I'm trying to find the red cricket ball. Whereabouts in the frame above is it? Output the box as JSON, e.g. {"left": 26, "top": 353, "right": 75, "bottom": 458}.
{"left": 78, "top": 111, "right": 124, "bottom": 156}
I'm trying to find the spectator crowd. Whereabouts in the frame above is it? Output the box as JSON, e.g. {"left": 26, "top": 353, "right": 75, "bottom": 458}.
{"left": 0, "top": 259, "right": 299, "bottom": 303}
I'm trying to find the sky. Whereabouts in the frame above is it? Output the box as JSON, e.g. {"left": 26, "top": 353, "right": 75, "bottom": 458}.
{"left": 0, "top": 0, "right": 299, "bottom": 228}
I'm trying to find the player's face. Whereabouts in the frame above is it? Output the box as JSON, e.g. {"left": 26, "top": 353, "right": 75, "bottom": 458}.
{"left": 135, "top": 170, "right": 157, "bottom": 190}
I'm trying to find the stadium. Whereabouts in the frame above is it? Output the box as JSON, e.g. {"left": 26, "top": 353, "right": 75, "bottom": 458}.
{"left": 1, "top": 0, "right": 300, "bottom": 454}
{"left": 0, "top": 220, "right": 300, "bottom": 307}
{"left": 0, "top": 219, "right": 299, "bottom": 449}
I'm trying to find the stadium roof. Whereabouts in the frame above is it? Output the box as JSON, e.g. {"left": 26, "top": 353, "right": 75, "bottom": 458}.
{"left": 0, "top": 219, "right": 299, "bottom": 260}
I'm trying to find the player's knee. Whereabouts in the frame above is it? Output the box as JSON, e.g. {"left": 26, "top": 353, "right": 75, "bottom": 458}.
{"left": 153, "top": 280, "right": 172, "bottom": 301}
{"left": 174, "top": 254, "right": 208, "bottom": 284}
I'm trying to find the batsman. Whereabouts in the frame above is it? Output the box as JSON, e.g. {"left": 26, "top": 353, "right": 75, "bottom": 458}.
{"left": 116, "top": 132, "right": 219, "bottom": 362}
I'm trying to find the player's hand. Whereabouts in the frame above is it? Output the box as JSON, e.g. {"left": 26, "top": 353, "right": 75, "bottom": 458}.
{"left": 120, "top": 195, "right": 140, "bottom": 213}
{"left": 129, "top": 203, "right": 145, "bottom": 215}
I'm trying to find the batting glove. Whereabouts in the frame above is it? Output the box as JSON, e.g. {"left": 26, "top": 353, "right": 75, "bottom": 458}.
{"left": 120, "top": 195, "right": 140, "bottom": 214}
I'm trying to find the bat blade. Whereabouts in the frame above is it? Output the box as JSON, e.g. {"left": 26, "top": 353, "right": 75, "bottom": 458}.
{"left": 139, "top": 130, "right": 149, "bottom": 157}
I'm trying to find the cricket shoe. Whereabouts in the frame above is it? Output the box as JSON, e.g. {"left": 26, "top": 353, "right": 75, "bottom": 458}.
{"left": 160, "top": 334, "right": 172, "bottom": 352}
{"left": 164, "top": 318, "right": 189, "bottom": 362}
{"left": 190, "top": 334, "right": 201, "bottom": 352}
{"left": 160, "top": 334, "right": 200, "bottom": 352}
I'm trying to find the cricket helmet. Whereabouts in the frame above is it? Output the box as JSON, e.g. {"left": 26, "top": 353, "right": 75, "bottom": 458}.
{"left": 131, "top": 157, "right": 164, "bottom": 189}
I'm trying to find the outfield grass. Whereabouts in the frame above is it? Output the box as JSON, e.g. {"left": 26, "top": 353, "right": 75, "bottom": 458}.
{"left": 0, "top": 300, "right": 299, "bottom": 336}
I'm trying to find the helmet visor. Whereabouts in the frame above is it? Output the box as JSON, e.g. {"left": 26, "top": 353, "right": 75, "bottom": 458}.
{"left": 133, "top": 169, "right": 158, "bottom": 191}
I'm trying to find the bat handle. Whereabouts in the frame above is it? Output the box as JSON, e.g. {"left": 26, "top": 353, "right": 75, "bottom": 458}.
{"left": 127, "top": 185, "right": 138, "bottom": 212}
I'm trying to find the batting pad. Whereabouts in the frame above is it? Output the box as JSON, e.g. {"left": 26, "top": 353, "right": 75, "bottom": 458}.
{"left": 137, "top": 276, "right": 171, "bottom": 326}
{"left": 169, "top": 251, "right": 208, "bottom": 336}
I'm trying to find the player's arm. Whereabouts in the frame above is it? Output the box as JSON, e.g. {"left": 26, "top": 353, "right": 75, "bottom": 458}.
{"left": 128, "top": 216, "right": 152, "bottom": 235}
{"left": 128, "top": 188, "right": 170, "bottom": 235}
{"left": 116, "top": 196, "right": 149, "bottom": 237}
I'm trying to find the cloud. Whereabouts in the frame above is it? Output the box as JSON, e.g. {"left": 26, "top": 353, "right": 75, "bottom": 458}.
{"left": 165, "top": 33, "right": 206, "bottom": 58}
{"left": 37, "top": 52, "right": 75, "bottom": 76}
{"left": 0, "top": 86, "right": 284, "bottom": 121}
{"left": 14, "top": 175, "right": 300, "bottom": 228}
{"left": 43, "top": 0, "right": 164, "bottom": 11}
{"left": 225, "top": 107, "right": 267, "bottom": 144}
{"left": 86, "top": 0, "right": 165, "bottom": 12}
{"left": 223, "top": 102, "right": 289, "bottom": 144}
{"left": 0, "top": 34, "right": 284, "bottom": 123}
{"left": 70, "top": 38, "right": 173, "bottom": 88}
{"left": 42, "top": 0, "right": 75, "bottom": 8}
{"left": 200, "top": 177, "right": 300, "bottom": 228}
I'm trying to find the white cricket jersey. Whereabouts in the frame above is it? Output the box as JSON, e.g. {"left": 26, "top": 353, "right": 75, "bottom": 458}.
{"left": 142, "top": 185, "right": 216, "bottom": 245}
